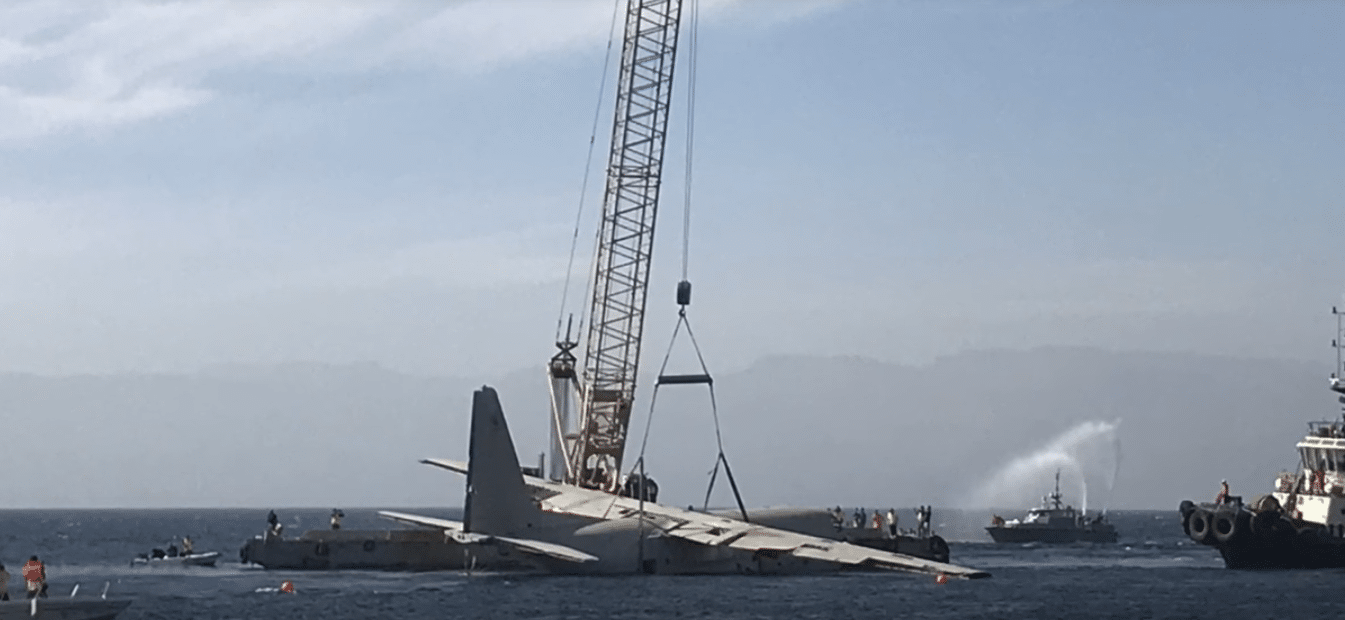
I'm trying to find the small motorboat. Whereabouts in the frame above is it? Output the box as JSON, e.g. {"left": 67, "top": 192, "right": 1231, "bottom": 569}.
{"left": 130, "top": 550, "right": 220, "bottom": 567}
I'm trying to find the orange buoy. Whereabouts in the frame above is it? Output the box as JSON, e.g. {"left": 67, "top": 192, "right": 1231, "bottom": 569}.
{"left": 280, "top": 581, "right": 295, "bottom": 594}
{"left": 935, "top": 573, "right": 948, "bottom": 585}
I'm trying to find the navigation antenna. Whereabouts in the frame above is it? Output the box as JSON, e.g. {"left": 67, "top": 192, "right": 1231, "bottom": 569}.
{"left": 1332, "top": 307, "right": 1345, "bottom": 416}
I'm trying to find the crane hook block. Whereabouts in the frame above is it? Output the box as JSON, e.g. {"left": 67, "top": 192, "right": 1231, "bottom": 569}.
{"left": 677, "top": 280, "right": 692, "bottom": 307}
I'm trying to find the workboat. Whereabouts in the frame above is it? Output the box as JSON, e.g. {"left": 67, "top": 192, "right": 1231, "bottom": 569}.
{"left": 130, "top": 551, "right": 220, "bottom": 567}
{"left": 827, "top": 505, "right": 949, "bottom": 562}
{"left": 985, "top": 470, "right": 1118, "bottom": 543}
{"left": 702, "top": 505, "right": 951, "bottom": 563}
{"left": 1179, "top": 315, "right": 1345, "bottom": 568}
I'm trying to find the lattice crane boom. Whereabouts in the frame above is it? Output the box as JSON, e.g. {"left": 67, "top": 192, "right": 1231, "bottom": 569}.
{"left": 548, "top": 0, "right": 683, "bottom": 491}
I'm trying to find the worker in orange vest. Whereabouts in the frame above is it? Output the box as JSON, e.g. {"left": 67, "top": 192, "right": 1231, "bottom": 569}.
{"left": 22, "top": 556, "right": 46, "bottom": 599}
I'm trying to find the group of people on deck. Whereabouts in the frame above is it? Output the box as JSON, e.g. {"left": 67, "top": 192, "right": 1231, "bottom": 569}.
{"left": 149, "top": 536, "right": 195, "bottom": 559}
{"left": 264, "top": 509, "right": 345, "bottom": 538}
{"left": 832, "top": 507, "right": 900, "bottom": 537}
{"left": 830, "top": 505, "right": 934, "bottom": 538}
{"left": 0, "top": 556, "right": 48, "bottom": 600}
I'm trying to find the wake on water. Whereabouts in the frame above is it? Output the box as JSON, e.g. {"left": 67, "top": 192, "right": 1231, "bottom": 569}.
{"left": 965, "top": 419, "right": 1122, "bottom": 514}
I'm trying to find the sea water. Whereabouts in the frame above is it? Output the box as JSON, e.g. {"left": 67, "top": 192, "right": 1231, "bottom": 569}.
{"left": 1, "top": 507, "right": 1342, "bottom": 619}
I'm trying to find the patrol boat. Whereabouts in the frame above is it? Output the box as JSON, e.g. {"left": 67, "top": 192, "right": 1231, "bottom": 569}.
{"left": 985, "top": 470, "right": 1118, "bottom": 543}
{"left": 1179, "top": 310, "right": 1345, "bottom": 568}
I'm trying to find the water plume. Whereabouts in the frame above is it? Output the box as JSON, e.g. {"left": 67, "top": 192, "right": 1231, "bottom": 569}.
{"left": 966, "top": 419, "right": 1122, "bottom": 514}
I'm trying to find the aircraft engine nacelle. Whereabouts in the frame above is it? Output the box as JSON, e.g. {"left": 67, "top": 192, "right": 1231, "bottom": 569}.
{"left": 569, "top": 518, "right": 674, "bottom": 574}
{"left": 710, "top": 507, "right": 839, "bottom": 539}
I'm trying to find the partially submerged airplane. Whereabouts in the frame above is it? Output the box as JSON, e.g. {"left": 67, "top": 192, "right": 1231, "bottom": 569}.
{"left": 381, "top": 387, "right": 989, "bottom": 579}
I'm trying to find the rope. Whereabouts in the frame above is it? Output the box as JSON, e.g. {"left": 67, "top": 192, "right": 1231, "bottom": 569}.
{"left": 627, "top": 0, "right": 747, "bottom": 522}
{"left": 633, "top": 316, "right": 686, "bottom": 469}
{"left": 679, "top": 0, "right": 699, "bottom": 281}
{"left": 555, "top": 0, "right": 624, "bottom": 341}
{"left": 631, "top": 307, "right": 748, "bottom": 522}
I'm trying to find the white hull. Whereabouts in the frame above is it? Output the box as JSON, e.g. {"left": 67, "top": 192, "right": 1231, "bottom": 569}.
{"left": 130, "top": 551, "right": 219, "bottom": 567}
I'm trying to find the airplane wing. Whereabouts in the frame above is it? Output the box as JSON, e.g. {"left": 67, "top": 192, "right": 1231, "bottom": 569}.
{"left": 670, "top": 519, "right": 988, "bottom": 578}
{"left": 413, "top": 459, "right": 987, "bottom": 578}
{"left": 515, "top": 472, "right": 990, "bottom": 579}
{"left": 377, "top": 510, "right": 598, "bottom": 564}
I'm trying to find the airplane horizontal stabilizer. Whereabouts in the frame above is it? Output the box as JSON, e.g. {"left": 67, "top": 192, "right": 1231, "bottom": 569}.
{"left": 421, "top": 458, "right": 469, "bottom": 475}
{"left": 379, "top": 509, "right": 597, "bottom": 563}
{"left": 494, "top": 535, "right": 600, "bottom": 563}
{"left": 378, "top": 510, "right": 464, "bottom": 531}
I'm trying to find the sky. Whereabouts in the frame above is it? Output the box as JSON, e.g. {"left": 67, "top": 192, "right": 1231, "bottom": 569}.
{"left": 1, "top": 0, "right": 1342, "bottom": 379}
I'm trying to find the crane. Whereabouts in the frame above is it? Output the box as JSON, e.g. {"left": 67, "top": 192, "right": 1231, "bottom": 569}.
{"left": 547, "top": 0, "right": 684, "bottom": 492}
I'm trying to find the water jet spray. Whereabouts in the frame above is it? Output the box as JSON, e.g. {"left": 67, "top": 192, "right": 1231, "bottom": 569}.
{"left": 966, "top": 419, "right": 1122, "bottom": 513}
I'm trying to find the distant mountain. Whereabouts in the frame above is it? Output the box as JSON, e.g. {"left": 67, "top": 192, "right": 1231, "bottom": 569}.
{"left": 1, "top": 348, "right": 1331, "bottom": 510}
{"left": 692, "top": 348, "right": 1327, "bottom": 512}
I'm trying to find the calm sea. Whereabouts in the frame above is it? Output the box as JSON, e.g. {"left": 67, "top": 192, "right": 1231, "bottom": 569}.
{"left": 1, "top": 507, "right": 1341, "bottom": 619}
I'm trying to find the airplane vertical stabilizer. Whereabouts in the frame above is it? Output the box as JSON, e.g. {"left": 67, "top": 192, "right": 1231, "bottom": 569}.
{"left": 464, "top": 386, "right": 543, "bottom": 536}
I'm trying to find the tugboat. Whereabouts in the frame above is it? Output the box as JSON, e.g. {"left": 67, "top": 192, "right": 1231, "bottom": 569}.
{"left": 1178, "top": 307, "right": 1345, "bottom": 568}
{"left": 985, "top": 470, "right": 1118, "bottom": 543}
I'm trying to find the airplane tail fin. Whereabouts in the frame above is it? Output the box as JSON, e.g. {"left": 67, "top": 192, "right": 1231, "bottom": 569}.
{"left": 464, "top": 386, "right": 542, "bottom": 536}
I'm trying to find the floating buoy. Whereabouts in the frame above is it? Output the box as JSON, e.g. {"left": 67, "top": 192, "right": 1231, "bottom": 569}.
{"left": 280, "top": 581, "right": 295, "bottom": 594}
{"left": 935, "top": 573, "right": 948, "bottom": 585}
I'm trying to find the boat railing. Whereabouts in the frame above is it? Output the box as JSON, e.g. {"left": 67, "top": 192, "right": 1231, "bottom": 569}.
{"left": 1307, "top": 420, "right": 1345, "bottom": 438}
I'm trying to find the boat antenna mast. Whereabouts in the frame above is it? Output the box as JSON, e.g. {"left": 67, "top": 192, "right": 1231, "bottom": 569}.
{"left": 1049, "top": 469, "right": 1064, "bottom": 510}
{"left": 1332, "top": 306, "right": 1345, "bottom": 411}
{"left": 548, "top": 0, "right": 684, "bottom": 491}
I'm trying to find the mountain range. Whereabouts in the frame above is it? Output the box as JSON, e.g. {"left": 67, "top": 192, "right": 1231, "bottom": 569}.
{"left": 3, "top": 347, "right": 1331, "bottom": 511}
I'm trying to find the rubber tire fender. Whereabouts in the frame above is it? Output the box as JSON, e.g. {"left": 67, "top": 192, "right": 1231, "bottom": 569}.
{"left": 1187, "top": 508, "right": 1214, "bottom": 544}
{"left": 1178, "top": 500, "right": 1196, "bottom": 535}
{"left": 1213, "top": 509, "right": 1248, "bottom": 544}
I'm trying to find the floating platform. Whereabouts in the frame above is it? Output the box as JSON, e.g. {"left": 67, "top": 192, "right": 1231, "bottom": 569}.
{"left": 239, "top": 528, "right": 535, "bottom": 571}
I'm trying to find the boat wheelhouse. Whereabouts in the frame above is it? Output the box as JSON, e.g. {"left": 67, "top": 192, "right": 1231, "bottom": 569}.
{"left": 1269, "top": 377, "right": 1345, "bottom": 531}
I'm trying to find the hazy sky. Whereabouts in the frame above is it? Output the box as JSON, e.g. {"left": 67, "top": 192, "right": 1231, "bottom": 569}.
{"left": 1, "top": 0, "right": 1342, "bottom": 379}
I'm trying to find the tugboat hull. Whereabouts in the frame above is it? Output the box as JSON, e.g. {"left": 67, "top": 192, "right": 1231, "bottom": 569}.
{"left": 1178, "top": 499, "right": 1345, "bottom": 569}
